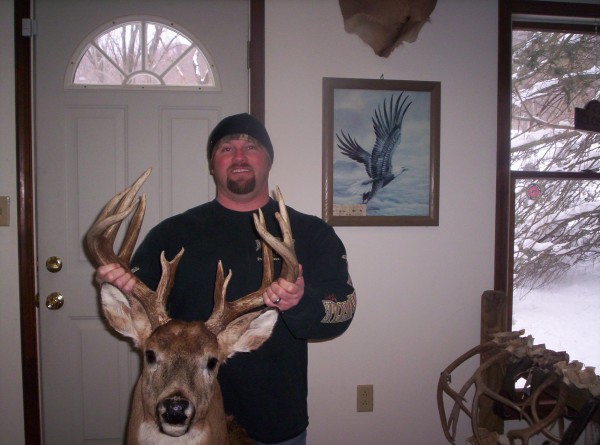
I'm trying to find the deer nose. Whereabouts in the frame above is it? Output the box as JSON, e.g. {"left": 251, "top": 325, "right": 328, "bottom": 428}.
{"left": 159, "top": 397, "right": 192, "bottom": 425}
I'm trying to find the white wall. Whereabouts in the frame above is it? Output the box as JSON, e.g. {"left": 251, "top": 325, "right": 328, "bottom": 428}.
{"left": 1, "top": 0, "right": 497, "bottom": 443}
{"left": 265, "top": 0, "right": 497, "bottom": 443}
{"left": 0, "top": 0, "right": 26, "bottom": 443}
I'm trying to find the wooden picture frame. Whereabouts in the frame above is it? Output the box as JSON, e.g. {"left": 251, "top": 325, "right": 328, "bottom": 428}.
{"left": 322, "top": 77, "right": 440, "bottom": 226}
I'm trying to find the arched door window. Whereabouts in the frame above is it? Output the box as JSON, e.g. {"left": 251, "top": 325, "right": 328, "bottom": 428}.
{"left": 66, "top": 16, "right": 220, "bottom": 90}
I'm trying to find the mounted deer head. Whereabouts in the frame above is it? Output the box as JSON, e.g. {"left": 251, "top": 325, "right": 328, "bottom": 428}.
{"left": 85, "top": 168, "right": 298, "bottom": 445}
{"left": 339, "top": 0, "right": 438, "bottom": 57}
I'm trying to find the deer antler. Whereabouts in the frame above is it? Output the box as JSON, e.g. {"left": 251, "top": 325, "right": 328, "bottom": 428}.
{"left": 438, "top": 331, "right": 600, "bottom": 445}
{"left": 85, "top": 168, "right": 183, "bottom": 329}
{"left": 87, "top": 169, "right": 297, "bottom": 333}
{"left": 205, "top": 187, "right": 299, "bottom": 333}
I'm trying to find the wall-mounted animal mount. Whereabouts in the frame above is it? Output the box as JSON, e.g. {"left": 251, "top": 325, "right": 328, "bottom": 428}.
{"left": 339, "top": 0, "right": 437, "bottom": 57}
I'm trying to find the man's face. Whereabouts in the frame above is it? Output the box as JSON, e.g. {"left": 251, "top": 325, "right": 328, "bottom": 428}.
{"left": 210, "top": 136, "right": 272, "bottom": 198}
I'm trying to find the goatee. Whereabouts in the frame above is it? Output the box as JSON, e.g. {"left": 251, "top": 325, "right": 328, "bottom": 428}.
{"left": 227, "top": 177, "right": 256, "bottom": 195}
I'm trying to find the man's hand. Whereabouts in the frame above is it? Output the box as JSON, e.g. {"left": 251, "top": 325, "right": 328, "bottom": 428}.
{"left": 96, "top": 263, "right": 136, "bottom": 295}
{"left": 263, "top": 264, "right": 304, "bottom": 311}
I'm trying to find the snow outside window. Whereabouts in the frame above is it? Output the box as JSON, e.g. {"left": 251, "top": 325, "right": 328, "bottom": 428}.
{"left": 66, "top": 17, "right": 220, "bottom": 90}
{"left": 510, "top": 28, "right": 600, "bottom": 369}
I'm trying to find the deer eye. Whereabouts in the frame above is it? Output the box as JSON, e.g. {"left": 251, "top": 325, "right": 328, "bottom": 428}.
{"left": 145, "top": 350, "right": 157, "bottom": 365}
{"left": 206, "top": 357, "right": 218, "bottom": 371}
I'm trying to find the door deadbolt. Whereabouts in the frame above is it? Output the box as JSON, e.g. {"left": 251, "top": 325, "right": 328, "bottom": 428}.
{"left": 46, "top": 256, "right": 63, "bottom": 273}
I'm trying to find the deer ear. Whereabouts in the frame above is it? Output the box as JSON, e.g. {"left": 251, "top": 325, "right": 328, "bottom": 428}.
{"left": 217, "top": 309, "right": 278, "bottom": 358}
{"left": 100, "top": 283, "right": 152, "bottom": 348}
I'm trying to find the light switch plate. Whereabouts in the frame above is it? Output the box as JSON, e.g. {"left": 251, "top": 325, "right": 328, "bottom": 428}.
{"left": 0, "top": 196, "right": 10, "bottom": 226}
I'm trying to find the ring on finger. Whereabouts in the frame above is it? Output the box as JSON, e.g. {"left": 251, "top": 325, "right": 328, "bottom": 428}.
{"left": 273, "top": 297, "right": 282, "bottom": 305}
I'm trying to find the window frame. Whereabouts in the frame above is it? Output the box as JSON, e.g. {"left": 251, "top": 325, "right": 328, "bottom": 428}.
{"left": 65, "top": 15, "right": 221, "bottom": 91}
{"left": 495, "top": 0, "right": 600, "bottom": 328}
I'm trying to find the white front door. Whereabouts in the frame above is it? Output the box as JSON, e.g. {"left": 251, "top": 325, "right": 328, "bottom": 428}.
{"left": 35, "top": 1, "right": 249, "bottom": 443}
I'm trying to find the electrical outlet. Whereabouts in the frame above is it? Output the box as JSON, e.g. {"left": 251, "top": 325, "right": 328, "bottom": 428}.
{"left": 357, "top": 384, "right": 373, "bottom": 412}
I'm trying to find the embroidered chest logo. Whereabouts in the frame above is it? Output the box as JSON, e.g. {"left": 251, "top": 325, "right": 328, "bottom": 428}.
{"left": 255, "top": 237, "right": 288, "bottom": 263}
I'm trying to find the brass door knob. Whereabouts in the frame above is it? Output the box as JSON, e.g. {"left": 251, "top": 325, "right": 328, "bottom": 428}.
{"left": 46, "top": 292, "right": 65, "bottom": 310}
{"left": 46, "top": 256, "right": 63, "bottom": 273}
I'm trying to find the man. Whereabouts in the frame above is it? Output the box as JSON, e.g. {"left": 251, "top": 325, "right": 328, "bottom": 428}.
{"left": 96, "top": 113, "right": 356, "bottom": 445}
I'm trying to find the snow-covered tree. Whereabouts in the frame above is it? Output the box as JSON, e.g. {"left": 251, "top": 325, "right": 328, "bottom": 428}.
{"left": 511, "top": 30, "right": 600, "bottom": 291}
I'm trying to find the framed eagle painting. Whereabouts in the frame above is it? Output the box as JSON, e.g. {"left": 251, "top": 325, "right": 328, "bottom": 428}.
{"left": 322, "top": 77, "right": 440, "bottom": 226}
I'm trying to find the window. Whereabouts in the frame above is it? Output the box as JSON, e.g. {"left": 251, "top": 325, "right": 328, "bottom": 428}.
{"left": 497, "top": 2, "right": 600, "bottom": 369}
{"left": 66, "top": 17, "right": 220, "bottom": 90}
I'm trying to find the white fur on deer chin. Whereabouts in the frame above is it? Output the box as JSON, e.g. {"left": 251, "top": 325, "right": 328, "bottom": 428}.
{"left": 139, "top": 422, "right": 208, "bottom": 444}
{"left": 160, "top": 422, "right": 190, "bottom": 437}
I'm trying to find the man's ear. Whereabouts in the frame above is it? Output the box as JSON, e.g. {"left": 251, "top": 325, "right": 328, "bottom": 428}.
{"left": 217, "top": 309, "right": 278, "bottom": 359}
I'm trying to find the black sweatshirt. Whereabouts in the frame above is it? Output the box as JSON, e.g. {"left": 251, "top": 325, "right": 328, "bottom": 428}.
{"left": 131, "top": 198, "right": 356, "bottom": 443}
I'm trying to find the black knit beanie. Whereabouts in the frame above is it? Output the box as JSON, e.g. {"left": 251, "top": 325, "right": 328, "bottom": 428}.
{"left": 207, "top": 113, "right": 274, "bottom": 162}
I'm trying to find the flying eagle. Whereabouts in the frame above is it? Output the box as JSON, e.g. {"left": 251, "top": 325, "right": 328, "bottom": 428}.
{"left": 337, "top": 93, "right": 412, "bottom": 204}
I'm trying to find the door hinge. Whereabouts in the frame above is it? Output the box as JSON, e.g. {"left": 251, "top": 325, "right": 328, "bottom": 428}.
{"left": 22, "top": 18, "right": 37, "bottom": 37}
{"left": 247, "top": 40, "right": 251, "bottom": 70}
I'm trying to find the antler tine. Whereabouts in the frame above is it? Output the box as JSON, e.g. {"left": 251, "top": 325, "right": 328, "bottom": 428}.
{"left": 86, "top": 168, "right": 183, "bottom": 330}
{"left": 253, "top": 187, "right": 298, "bottom": 283}
{"left": 86, "top": 168, "right": 152, "bottom": 268}
{"left": 212, "top": 262, "right": 229, "bottom": 314}
{"left": 437, "top": 343, "right": 496, "bottom": 444}
{"left": 117, "top": 189, "right": 147, "bottom": 265}
{"left": 103, "top": 169, "right": 151, "bottom": 255}
{"left": 207, "top": 261, "right": 233, "bottom": 327}
{"left": 205, "top": 188, "right": 299, "bottom": 333}
{"left": 272, "top": 186, "right": 297, "bottom": 282}
{"left": 135, "top": 248, "right": 184, "bottom": 328}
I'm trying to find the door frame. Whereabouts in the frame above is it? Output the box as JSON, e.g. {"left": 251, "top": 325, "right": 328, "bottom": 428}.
{"left": 13, "top": 1, "right": 265, "bottom": 443}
